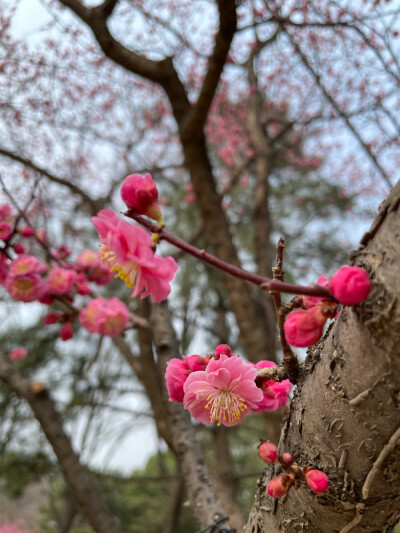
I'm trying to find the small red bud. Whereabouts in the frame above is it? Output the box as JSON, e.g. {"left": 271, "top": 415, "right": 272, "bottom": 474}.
{"left": 18, "top": 226, "right": 35, "bottom": 238}
{"left": 215, "top": 344, "right": 235, "bottom": 359}
{"left": 280, "top": 453, "right": 294, "bottom": 467}
{"left": 60, "top": 322, "right": 74, "bottom": 341}
{"left": 44, "top": 312, "right": 64, "bottom": 325}
{"left": 12, "top": 243, "right": 25, "bottom": 254}
{"left": 258, "top": 442, "right": 278, "bottom": 464}
{"left": 330, "top": 266, "right": 370, "bottom": 306}
{"left": 267, "top": 474, "right": 293, "bottom": 499}
{"left": 305, "top": 469, "right": 329, "bottom": 494}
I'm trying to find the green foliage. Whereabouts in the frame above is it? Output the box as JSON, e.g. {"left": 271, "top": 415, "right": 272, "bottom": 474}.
{"left": 38, "top": 453, "right": 199, "bottom": 533}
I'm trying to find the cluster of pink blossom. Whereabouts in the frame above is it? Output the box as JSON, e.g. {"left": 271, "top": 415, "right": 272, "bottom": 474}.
{"left": 284, "top": 267, "right": 370, "bottom": 347}
{"left": 257, "top": 441, "right": 329, "bottom": 498}
{"left": 0, "top": 173, "right": 178, "bottom": 353}
{"left": 79, "top": 297, "right": 129, "bottom": 337}
{"left": 165, "top": 344, "right": 292, "bottom": 427}
{"left": 0, "top": 522, "right": 30, "bottom": 533}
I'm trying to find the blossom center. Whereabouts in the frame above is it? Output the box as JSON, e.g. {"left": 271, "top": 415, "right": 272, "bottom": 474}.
{"left": 100, "top": 246, "right": 138, "bottom": 288}
{"left": 205, "top": 387, "right": 247, "bottom": 426}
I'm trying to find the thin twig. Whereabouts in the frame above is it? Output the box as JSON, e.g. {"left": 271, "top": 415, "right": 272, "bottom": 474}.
{"left": 270, "top": 238, "right": 299, "bottom": 383}
{"left": 125, "top": 212, "right": 335, "bottom": 300}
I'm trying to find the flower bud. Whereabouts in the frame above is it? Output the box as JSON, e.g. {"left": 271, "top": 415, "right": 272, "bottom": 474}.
{"left": 258, "top": 442, "right": 278, "bottom": 464}
{"left": 44, "top": 312, "right": 64, "bottom": 325}
{"left": 215, "top": 344, "right": 234, "bottom": 359}
{"left": 60, "top": 322, "right": 74, "bottom": 341}
{"left": 284, "top": 307, "right": 326, "bottom": 347}
{"left": 330, "top": 266, "right": 370, "bottom": 305}
{"left": 12, "top": 243, "right": 25, "bottom": 254}
{"left": 267, "top": 474, "right": 293, "bottom": 499}
{"left": 18, "top": 226, "right": 35, "bottom": 238}
{"left": 9, "top": 347, "right": 28, "bottom": 362}
{"left": 0, "top": 221, "right": 12, "bottom": 241}
{"left": 305, "top": 469, "right": 329, "bottom": 494}
{"left": 121, "top": 173, "right": 163, "bottom": 224}
{"left": 280, "top": 453, "right": 294, "bottom": 467}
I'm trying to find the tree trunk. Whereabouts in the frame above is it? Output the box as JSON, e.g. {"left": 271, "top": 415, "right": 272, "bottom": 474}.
{"left": 246, "top": 182, "right": 400, "bottom": 532}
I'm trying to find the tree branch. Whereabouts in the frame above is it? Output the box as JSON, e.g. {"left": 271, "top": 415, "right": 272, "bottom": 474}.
{"left": 182, "top": 0, "right": 237, "bottom": 137}
{"left": 285, "top": 31, "right": 393, "bottom": 189}
{"left": 0, "top": 146, "right": 100, "bottom": 214}
{"left": 0, "top": 353, "right": 120, "bottom": 533}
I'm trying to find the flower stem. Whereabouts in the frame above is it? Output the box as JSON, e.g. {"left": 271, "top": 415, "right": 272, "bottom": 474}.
{"left": 125, "top": 211, "right": 334, "bottom": 299}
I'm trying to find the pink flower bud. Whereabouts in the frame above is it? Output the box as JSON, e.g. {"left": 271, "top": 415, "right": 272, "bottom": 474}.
{"left": 12, "top": 243, "right": 25, "bottom": 254}
{"left": 284, "top": 307, "right": 326, "bottom": 347}
{"left": 18, "top": 226, "right": 35, "bottom": 238}
{"left": 9, "top": 347, "right": 28, "bottom": 362}
{"left": 258, "top": 442, "right": 278, "bottom": 464}
{"left": 215, "top": 344, "right": 234, "bottom": 359}
{"left": 305, "top": 469, "right": 329, "bottom": 494}
{"left": 44, "top": 312, "right": 64, "bottom": 325}
{"left": 280, "top": 453, "right": 294, "bottom": 467}
{"left": 329, "top": 266, "right": 370, "bottom": 306}
{"left": 0, "top": 221, "right": 12, "bottom": 241}
{"left": 60, "top": 322, "right": 74, "bottom": 341}
{"left": 267, "top": 474, "right": 293, "bottom": 499}
{"left": 121, "top": 173, "right": 163, "bottom": 223}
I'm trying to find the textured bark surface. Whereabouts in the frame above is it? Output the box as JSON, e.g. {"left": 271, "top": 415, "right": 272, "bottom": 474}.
{"left": 246, "top": 182, "right": 400, "bottom": 532}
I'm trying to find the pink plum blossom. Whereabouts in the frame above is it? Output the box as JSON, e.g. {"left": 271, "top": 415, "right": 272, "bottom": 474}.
{"left": 87, "top": 264, "right": 113, "bottom": 285}
{"left": 330, "top": 266, "right": 370, "bottom": 305}
{"left": 79, "top": 297, "right": 129, "bottom": 337}
{"left": 92, "top": 209, "right": 178, "bottom": 302}
{"left": 183, "top": 354, "right": 263, "bottom": 426}
{"left": 5, "top": 255, "right": 48, "bottom": 302}
{"left": 0, "top": 203, "right": 13, "bottom": 222}
{"left": 48, "top": 266, "right": 76, "bottom": 295}
{"left": 76, "top": 249, "right": 100, "bottom": 269}
{"left": 305, "top": 469, "right": 329, "bottom": 494}
{"left": 9, "top": 347, "right": 28, "bottom": 362}
{"left": 121, "top": 173, "right": 163, "bottom": 223}
{"left": 251, "top": 361, "right": 292, "bottom": 412}
{"left": 165, "top": 355, "right": 208, "bottom": 402}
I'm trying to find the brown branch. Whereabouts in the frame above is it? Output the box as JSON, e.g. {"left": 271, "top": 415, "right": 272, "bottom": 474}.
{"left": 182, "top": 0, "right": 237, "bottom": 137}
{"left": 58, "top": 0, "right": 191, "bottom": 124}
{"left": 270, "top": 238, "right": 299, "bottom": 383}
{"left": 0, "top": 146, "right": 100, "bottom": 214}
{"left": 0, "top": 353, "right": 120, "bottom": 533}
{"left": 126, "top": 212, "right": 335, "bottom": 299}
{"left": 285, "top": 31, "right": 393, "bottom": 189}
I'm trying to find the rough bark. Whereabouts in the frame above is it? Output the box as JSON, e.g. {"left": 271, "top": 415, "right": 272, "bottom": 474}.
{"left": 246, "top": 182, "right": 400, "bottom": 532}
{"left": 0, "top": 355, "right": 121, "bottom": 533}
